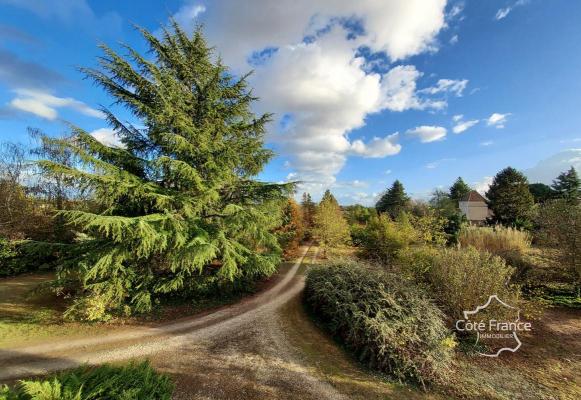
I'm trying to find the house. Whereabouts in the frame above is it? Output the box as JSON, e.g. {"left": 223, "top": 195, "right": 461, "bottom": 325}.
{"left": 458, "top": 190, "right": 492, "bottom": 224}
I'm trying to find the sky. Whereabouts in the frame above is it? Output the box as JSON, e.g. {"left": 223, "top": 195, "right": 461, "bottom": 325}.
{"left": 0, "top": 0, "right": 580, "bottom": 205}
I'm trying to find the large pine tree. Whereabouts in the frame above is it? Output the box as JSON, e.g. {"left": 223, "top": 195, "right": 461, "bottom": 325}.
{"left": 486, "top": 167, "right": 534, "bottom": 226}
{"left": 29, "top": 23, "right": 291, "bottom": 320}
{"left": 376, "top": 180, "right": 410, "bottom": 219}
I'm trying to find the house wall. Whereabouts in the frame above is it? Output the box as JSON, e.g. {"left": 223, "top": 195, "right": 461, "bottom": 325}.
{"left": 459, "top": 201, "right": 489, "bottom": 222}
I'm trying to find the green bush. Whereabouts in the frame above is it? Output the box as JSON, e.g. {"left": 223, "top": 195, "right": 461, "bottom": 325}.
{"left": 305, "top": 260, "right": 455, "bottom": 387}
{"left": 0, "top": 361, "right": 173, "bottom": 400}
{"left": 397, "top": 246, "right": 518, "bottom": 322}
{"left": 359, "top": 213, "right": 417, "bottom": 262}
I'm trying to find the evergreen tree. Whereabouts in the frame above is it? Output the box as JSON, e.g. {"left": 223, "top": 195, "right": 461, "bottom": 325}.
{"left": 486, "top": 167, "right": 534, "bottom": 227}
{"left": 27, "top": 23, "right": 291, "bottom": 320}
{"left": 376, "top": 180, "right": 410, "bottom": 219}
{"left": 528, "top": 183, "right": 554, "bottom": 203}
{"left": 313, "top": 190, "right": 350, "bottom": 256}
{"left": 300, "top": 192, "right": 316, "bottom": 239}
{"left": 449, "top": 177, "right": 471, "bottom": 204}
{"left": 552, "top": 167, "right": 580, "bottom": 203}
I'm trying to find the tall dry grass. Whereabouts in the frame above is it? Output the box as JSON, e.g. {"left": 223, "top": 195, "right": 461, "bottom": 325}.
{"left": 458, "top": 225, "right": 531, "bottom": 255}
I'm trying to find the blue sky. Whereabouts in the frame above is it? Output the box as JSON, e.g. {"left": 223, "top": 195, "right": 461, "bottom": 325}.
{"left": 1, "top": 0, "right": 580, "bottom": 205}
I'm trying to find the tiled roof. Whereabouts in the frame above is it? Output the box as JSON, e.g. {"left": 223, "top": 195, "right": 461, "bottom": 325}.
{"left": 461, "top": 190, "right": 487, "bottom": 202}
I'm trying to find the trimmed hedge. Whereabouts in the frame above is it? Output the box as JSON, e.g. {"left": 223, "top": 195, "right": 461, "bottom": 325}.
{"left": 305, "top": 260, "right": 454, "bottom": 387}
{"left": 0, "top": 361, "right": 173, "bottom": 400}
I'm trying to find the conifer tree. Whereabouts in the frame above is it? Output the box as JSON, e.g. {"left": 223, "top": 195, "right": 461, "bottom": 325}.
{"left": 449, "top": 177, "right": 471, "bottom": 204}
{"left": 529, "top": 183, "right": 554, "bottom": 203}
{"left": 301, "top": 192, "right": 316, "bottom": 239}
{"left": 486, "top": 167, "right": 534, "bottom": 227}
{"left": 27, "top": 23, "right": 291, "bottom": 320}
{"left": 376, "top": 180, "right": 410, "bottom": 219}
{"left": 313, "top": 190, "right": 350, "bottom": 256}
{"left": 552, "top": 166, "right": 580, "bottom": 203}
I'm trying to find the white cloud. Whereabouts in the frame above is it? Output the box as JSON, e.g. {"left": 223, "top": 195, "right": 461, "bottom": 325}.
{"left": 406, "top": 125, "right": 447, "bottom": 143}
{"left": 8, "top": 89, "right": 104, "bottom": 120}
{"left": 10, "top": 97, "right": 56, "bottom": 119}
{"left": 453, "top": 118, "right": 479, "bottom": 134}
{"left": 473, "top": 176, "right": 493, "bottom": 195}
{"left": 449, "top": 34, "right": 459, "bottom": 45}
{"left": 524, "top": 149, "right": 581, "bottom": 184}
{"left": 419, "top": 78, "right": 468, "bottom": 96}
{"left": 495, "top": 0, "right": 529, "bottom": 21}
{"left": 385, "top": 169, "right": 392, "bottom": 175}
{"left": 452, "top": 114, "right": 463, "bottom": 122}
{"left": 350, "top": 133, "right": 401, "bottom": 158}
{"left": 480, "top": 140, "right": 494, "bottom": 146}
{"left": 182, "top": 0, "right": 449, "bottom": 69}
{"left": 487, "top": 112, "right": 511, "bottom": 128}
{"left": 495, "top": 8, "right": 511, "bottom": 20}
{"left": 448, "top": 3, "right": 464, "bottom": 19}
{"left": 90, "top": 128, "right": 123, "bottom": 148}
{"left": 168, "top": 0, "right": 458, "bottom": 196}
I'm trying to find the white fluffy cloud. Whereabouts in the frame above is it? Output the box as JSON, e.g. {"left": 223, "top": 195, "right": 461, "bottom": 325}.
{"left": 406, "top": 125, "right": 447, "bottom": 143}
{"left": 9, "top": 89, "right": 104, "bottom": 120}
{"left": 90, "top": 128, "right": 124, "bottom": 147}
{"left": 350, "top": 133, "right": 402, "bottom": 158}
{"left": 169, "top": 0, "right": 460, "bottom": 195}
{"left": 473, "top": 176, "right": 493, "bottom": 195}
{"left": 487, "top": 112, "right": 511, "bottom": 128}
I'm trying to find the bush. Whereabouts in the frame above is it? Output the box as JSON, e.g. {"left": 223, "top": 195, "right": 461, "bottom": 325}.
{"left": 359, "top": 213, "right": 417, "bottom": 262}
{"left": 305, "top": 260, "right": 455, "bottom": 387}
{"left": 397, "top": 247, "right": 518, "bottom": 322}
{"left": 0, "top": 361, "right": 173, "bottom": 400}
{"left": 459, "top": 225, "right": 531, "bottom": 256}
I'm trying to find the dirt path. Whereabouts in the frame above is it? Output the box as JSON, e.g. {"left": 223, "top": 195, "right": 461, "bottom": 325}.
{"left": 0, "top": 246, "right": 348, "bottom": 399}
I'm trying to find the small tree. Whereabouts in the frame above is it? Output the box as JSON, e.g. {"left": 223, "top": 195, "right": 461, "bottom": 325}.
{"left": 449, "top": 177, "right": 471, "bottom": 205}
{"left": 551, "top": 167, "right": 580, "bottom": 203}
{"left": 486, "top": 167, "right": 534, "bottom": 227}
{"left": 536, "top": 199, "right": 580, "bottom": 296}
{"left": 313, "top": 190, "right": 350, "bottom": 256}
{"left": 376, "top": 180, "right": 410, "bottom": 219}
{"left": 275, "top": 198, "right": 304, "bottom": 258}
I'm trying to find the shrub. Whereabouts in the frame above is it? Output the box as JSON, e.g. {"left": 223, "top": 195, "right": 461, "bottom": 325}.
{"left": 305, "top": 260, "right": 454, "bottom": 387}
{"left": 459, "top": 225, "right": 531, "bottom": 256}
{"left": 397, "top": 247, "right": 518, "bottom": 322}
{"left": 359, "top": 213, "right": 417, "bottom": 262}
{"left": 0, "top": 361, "right": 173, "bottom": 400}
{"left": 535, "top": 199, "right": 581, "bottom": 297}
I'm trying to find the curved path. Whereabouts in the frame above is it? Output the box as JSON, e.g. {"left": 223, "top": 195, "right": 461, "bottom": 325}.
{"left": 0, "top": 246, "right": 347, "bottom": 399}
